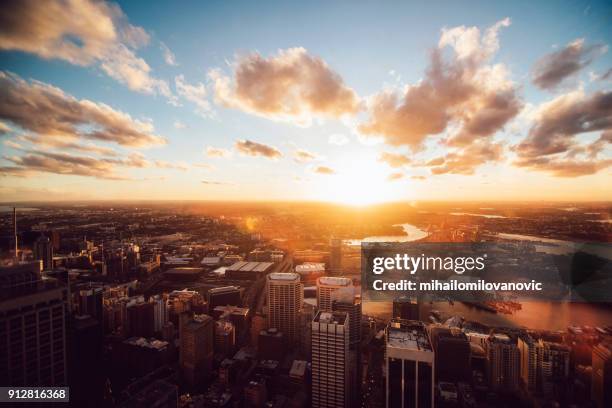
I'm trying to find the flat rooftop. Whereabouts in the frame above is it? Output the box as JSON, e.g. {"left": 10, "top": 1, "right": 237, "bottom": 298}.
{"left": 314, "top": 311, "right": 347, "bottom": 325}
{"left": 317, "top": 276, "right": 352, "bottom": 286}
{"left": 268, "top": 272, "right": 300, "bottom": 281}
{"left": 226, "top": 261, "right": 274, "bottom": 272}
{"left": 387, "top": 320, "right": 432, "bottom": 352}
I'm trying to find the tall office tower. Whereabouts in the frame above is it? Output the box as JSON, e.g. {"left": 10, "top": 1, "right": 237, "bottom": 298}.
{"left": 214, "top": 320, "right": 236, "bottom": 357}
{"left": 0, "top": 277, "right": 69, "bottom": 386}
{"left": 329, "top": 238, "right": 342, "bottom": 275}
{"left": 311, "top": 311, "right": 349, "bottom": 408}
{"left": 180, "top": 314, "right": 214, "bottom": 388}
{"left": 332, "top": 295, "right": 362, "bottom": 347}
{"left": 317, "top": 276, "right": 353, "bottom": 312}
{"left": 518, "top": 334, "right": 539, "bottom": 394}
{"left": 126, "top": 299, "right": 155, "bottom": 338}
{"left": 150, "top": 294, "right": 168, "bottom": 333}
{"left": 488, "top": 333, "right": 520, "bottom": 392}
{"left": 392, "top": 296, "right": 420, "bottom": 321}
{"left": 430, "top": 327, "right": 471, "bottom": 383}
{"left": 68, "top": 315, "right": 103, "bottom": 406}
{"left": 386, "top": 319, "right": 434, "bottom": 408}
{"left": 592, "top": 342, "right": 612, "bottom": 408}
{"left": 540, "top": 341, "right": 570, "bottom": 397}
{"left": 266, "top": 272, "right": 303, "bottom": 344}
{"left": 76, "top": 285, "right": 104, "bottom": 322}
{"left": 33, "top": 233, "right": 53, "bottom": 270}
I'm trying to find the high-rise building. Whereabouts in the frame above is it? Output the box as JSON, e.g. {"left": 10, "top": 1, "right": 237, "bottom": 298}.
{"left": 392, "top": 296, "right": 420, "bottom": 321}
{"left": 430, "top": 326, "right": 471, "bottom": 383}
{"left": 311, "top": 311, "right": 349, "bottom": 408}
{"left": 266, "top": 272, "right": 303, "bottom": 344}
{"left": 488, "top": 333, "right": 520, "bottom": 392}
{"left": 214, "top": 320, "right": 235, "bottom": 357}
{"left": 329, "top": 238, "right": 342, "bottom": 275}
{"left": 317, "top": 276, "right": 353, "bottom": 312}
{"left": 332, "top": 296, "right": 362, "bottom": 406}
{"left": 33, "top": 233, "right": 53, "bottom": 270}
{"left": 75, "top": 285, "right": 104, "bottom": 322}
{"left": 180, "top": 314, "right": 214, "bottom": 388}
{"left": 592, "top": 342, "right": 612, "bottom": 408}
{"left": 0, "top": 277, "right": 69, "bottom": 386}
{"left": 386, "top": 319, "right": 434, "bottom": 408}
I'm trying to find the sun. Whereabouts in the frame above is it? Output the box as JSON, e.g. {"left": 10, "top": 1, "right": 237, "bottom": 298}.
{"left": 312, "top": 152, "right": 404, "bottom": 205}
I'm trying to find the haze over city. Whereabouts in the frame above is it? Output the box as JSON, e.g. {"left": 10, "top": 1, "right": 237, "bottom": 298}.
{"left": 1, "top": 0, "right": 611, "bottom": 204}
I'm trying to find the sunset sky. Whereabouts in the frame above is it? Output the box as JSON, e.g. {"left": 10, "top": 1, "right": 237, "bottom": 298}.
{"left": 1, "top": 0, "right": 611, "bottom": 204}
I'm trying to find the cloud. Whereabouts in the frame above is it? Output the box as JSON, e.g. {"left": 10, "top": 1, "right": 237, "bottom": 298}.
{"left": 175, "top": 75, "right": 213, "bottom": 117}
{"left": 328, "top": 133, "right": 349, "bottom": 145}
{"left": 293, "top": 149, "right": 319, "bottom": 163}
{"left": 387, "top": 172, "right": 404, "bottom": 181}
{"left": 532, "top": 39, "right": 607, "bottom": 90}
{"left": 194, "top": 163, "right": 215, "bottom": 170}
{"left": 0, "top": 120, "right": 9, "bottom": 135}
{"left": 1, "top": 147, "right": 186, "bottom": 179}
{"left": 359, "top": 18, "right": 520, "bottom": 154}
{"left": 0, "top": 71, "right": 166, "bottom": 148}
{"left": 154, "top": 160, "right": 188, "bottom": 171}
{"left": 513, "top": 90, "right": 612, "bottom": 176}
{"left": 174, "top": 120, "right": 186, "bottom": 129}
{"left": 2, "top": 150, "right": 129, "bottom": 180}
{"left": 18, "top": 134, "right": 119, "bottom": 157}
{"left": 428, "top": 141, "right": 505, "bottom": 175}
{"left": 411, "top": 175, "right": 426, "bottom": 181}
{"left": 209, "top": 47, "right": 360, "bottom": 124}
{"left": 160, "top": 42, "right": 178, "bottom": 66}
{"left": 313, "top": 165, "right": 336, "bottom": 175}
{"left": 378, "top": 152, "right": 411, "bottom": 168}
{"left": 0, "top": 0, "right": 172, "bottom": 97}
{"left": 234, "top": 139, "right": 282, "bottom": 159}
{"left": 201, "top": 179, "right": 231, "bottom": 185}
{"left": 205, "top": 146, "right": 232, "bottom": 158}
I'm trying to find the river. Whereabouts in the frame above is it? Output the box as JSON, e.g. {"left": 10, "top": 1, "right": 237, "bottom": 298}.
{"left": 359, "top": 225, "right": 612, "bottom": 330}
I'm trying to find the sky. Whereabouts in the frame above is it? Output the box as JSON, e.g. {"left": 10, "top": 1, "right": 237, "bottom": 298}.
{"left": 0, "top": 0, "right": 611, "bottom": 204}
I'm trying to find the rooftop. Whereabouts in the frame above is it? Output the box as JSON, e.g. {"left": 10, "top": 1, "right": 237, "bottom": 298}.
{"left": 314, "top": 311, "right": 347, "bottom": 325}
{"left": 317, "top": 276, "right": 352, "bottom": 286}
{"left": 268, "top": 272, "right": 300, "bottom": 281}
{"left": 227, "top": 261, "right": 274, "bottom": 272}
{"left": 386, "top": 319, "right": 432, "bottom": 352}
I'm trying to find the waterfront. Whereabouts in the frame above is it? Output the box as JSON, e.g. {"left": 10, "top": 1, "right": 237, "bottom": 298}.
{"left": 363, "top": 300, "right": 612, "bottom": 330}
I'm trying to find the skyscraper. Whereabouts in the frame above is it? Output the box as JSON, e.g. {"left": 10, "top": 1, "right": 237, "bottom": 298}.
{"left": 386, "top": 319, "right": 434, "bottom": 408}
{"left": 392, "top": 296, "right": 420, "bottom": 321}
{"left": 316, "top": 276, "right": 353, "bottom": 312}
{"left": 33, "top": 233, "right": 53, "bottom": 270}
{"left": 592, "top": 342, "right": 612, "bottom": 408}
{"left": 266, "top": 272, "right": 303, "bottom": 344}
{"left": 0, "top": 276, "right": 69, "bottom": 386}
{"left": 180, "top": 314, "right": 214, "bottom": 388}
{"left": 430, "top": 326, "right": 471, "bottom": 383}
{"left": 488, "top": 333, "right": 520, "bottom": 392}
{"left": 329, "top": 238, "right": 342, "bottom": 275}
{"left": 311, "top": 311, "right": 349, "bottom": 408}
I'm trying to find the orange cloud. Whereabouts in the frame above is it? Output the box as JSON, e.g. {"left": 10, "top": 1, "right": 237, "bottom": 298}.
{"left": 378, "top": 152, "right": 411, "bottom": 168}
{"left": 235, "top": 139, "right": 282, "bottom": 159}
{"left": 532, "top": 39, "right": 607, "bottom": 90}
{"left": 0, "top": 72, "right": 165, "bottom": 148}
{"left": 313, "top": 165, "right": 336, "bottom": 175}
{"left": 359, "top": 19, "right": 520, "bottom": 155}
{"left": 209, "top": 47, "right": 360, "bottom": 124}
{"left": 0, "top": 0, "right": 171, "bottom": 97}
{"left": 514, "top": 90, "right": 612, "bottom": 177}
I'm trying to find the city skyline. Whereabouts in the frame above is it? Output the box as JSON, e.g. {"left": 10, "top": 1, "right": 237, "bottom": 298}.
{"left": 1, "top": 0, "right": 612, "bottom": 204}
